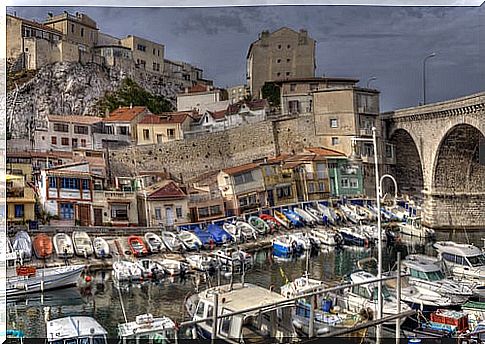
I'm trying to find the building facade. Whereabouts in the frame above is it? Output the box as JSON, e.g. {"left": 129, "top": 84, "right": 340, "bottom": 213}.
{"left": 120, "top": 35, "right": 164, "bottom": 75}
{"left": 227, "top": 85, "right": 249, "bottom": 104}
{"left": 247, "top": 27, "right": 316, "bottom": 99}
{"left": 136, "top": 112, "right": 192, "bottom": 145}
{"left": 103, "top": 106, "right": 151, "bottom": 141}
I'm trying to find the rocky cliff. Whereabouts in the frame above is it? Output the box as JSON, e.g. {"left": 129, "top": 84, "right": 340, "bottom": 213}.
{"left": 7, "top": 62, "right": 182, "bottom": 139}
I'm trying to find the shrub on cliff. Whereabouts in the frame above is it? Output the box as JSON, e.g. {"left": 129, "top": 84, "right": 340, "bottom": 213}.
{"left": 97, "top": 77, "right": 173, "bottom": 115}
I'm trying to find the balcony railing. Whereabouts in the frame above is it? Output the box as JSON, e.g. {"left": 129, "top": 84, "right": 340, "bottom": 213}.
{"left": 359, "top": 128, "right": 373, "bottom": 137}
{"left": 105, "top": 191, "right": 135, "bottom": 199}
{"left": 7, "top": 188, "right": 24, "bottom": 198}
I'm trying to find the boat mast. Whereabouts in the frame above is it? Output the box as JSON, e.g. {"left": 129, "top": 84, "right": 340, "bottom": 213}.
{"left": 117, "top": 285, "right": 128, "bottom": 323}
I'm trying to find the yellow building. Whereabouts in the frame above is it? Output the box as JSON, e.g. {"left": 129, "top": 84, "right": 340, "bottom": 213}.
{"left": 44, "top": 11, "right": 99, "bottom": 49}
{"left": 259, "top": 155, "right": 298, "bottom": 207}
{"left": 136, "top": 112, "right": 192, "bottom": 145}
{"left": 7, "top": 167, "right": 36, "bottom": 224}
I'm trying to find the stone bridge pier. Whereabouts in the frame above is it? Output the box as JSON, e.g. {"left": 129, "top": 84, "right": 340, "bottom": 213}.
{"left": 383, "top": 92, "right": 485, "bottom": 231}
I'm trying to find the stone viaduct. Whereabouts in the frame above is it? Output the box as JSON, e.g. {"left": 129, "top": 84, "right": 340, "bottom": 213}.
{"left": 382, "top": 92, "right": 485, "bottom": 230}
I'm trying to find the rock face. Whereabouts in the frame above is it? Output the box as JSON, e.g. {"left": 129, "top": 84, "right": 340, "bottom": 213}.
{"left": 7, "top": 61, "right": 182, "bottom": 139}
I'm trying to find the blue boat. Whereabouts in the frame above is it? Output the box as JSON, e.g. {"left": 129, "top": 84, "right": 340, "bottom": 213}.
{"left": 281, "top": 209, "right": 305, "bottom": 227}
{"left": 193, "top": 228, "right": 214, "bottom": 246}
{"left": 272, "top": 235, "right": 296, "bottom": 255}
{"left": 206, "top": 224, "right": 232, "bottom": 245}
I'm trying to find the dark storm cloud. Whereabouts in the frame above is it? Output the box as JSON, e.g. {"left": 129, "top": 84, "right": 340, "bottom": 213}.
{"left": 7, "top": 5, "right": 485, "bottom": 111}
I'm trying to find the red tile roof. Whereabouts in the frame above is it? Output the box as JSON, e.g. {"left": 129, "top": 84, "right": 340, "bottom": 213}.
{"left": 305, "top": 147, "right": 346, "bottom": 157}
{"left": 222, "top": 162, "right": 259, "bottom": 175}
{"left": 208, "top": 110, "right": 226, "bottom": 120}
{"left": 48, "top": 115, "right": 102, "bottom": 124}
{"left": 104, "top": 106, "right": 149, "bottom": 122}
{"left": 226, "top": 99, "right": 269, "bottom": 116}
{"left": 148, "top": 181, "right": 187, "bottom": 200}
{"left": 187, "top": 84, "right": 211, "bottom": 93}
{"left": 138, "top": 112, "right": 192, "bottom": 125}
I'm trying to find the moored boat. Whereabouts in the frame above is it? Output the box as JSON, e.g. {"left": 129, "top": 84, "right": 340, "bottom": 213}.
{"left": 206, "top": 224, "right": 231, "bottom": 245}
{"left": 177, "top": 230, "right": 202, "bottom": 251}
{"left": 144, "top": 232, "right": 164, "bottom": 253}
{"left": 247, "top": 216, "right": 270, "bottom": 235}
{"left": 12, "top": 231, "right": 32, "bottom": 262}
{"left": 185, "top": 254, "right": 218, "bottom": 272}
{"left": 7, "top": 264, "right": 84, "bottom": 297}
{"left": 136, "top": 259, "right": 166, "bottom": 279}
{"left": 235, "top": 221, "right": 258, "bottom": 241}
{"left": 53, "top": 233, "right": 74, "bottom": 259}
{"left": 46, "top": 315, "right": 108, "bottom": 344}
{"left": 293, "top": 207, "right": 318, "bottom": 226}
{"left": 118, "top": 313, "right": 177, "bottom": 343}
{"left": 338, "top": 227, "right": 370, "bottom": 247}
{"left": 33, "top": 233, "right": 53, "bottom": 259}
{"left": 157, "top": 258, "right": 187, "bottom": 276}
{"left": 211, "top": 247, "right": 252, "bottom": 272}
{"left": 127, "top": 235, "right": 148, "bottom": 257}
{"left": 282, "top": 209, "right": 305, "bottom": 227}
{"left": 274, "top": 210, "right": 292, "bottom": 228}
{"left": 72, "top": 231, "right": 94, "bottom": 258}
{"left": 310, "top": 227, "right": 342, "bottom": 246}
{"left": 259, "top": 213, "right": 284, "bottom": 231}
{"left": 93, "top": 237, "right": 110, "bottom": 259}
{"left": 273, "top": 235, "right": 297, "bottom": 256}
{"left": 112, "top": 260, "right": 143, "bottom": 282}
{"left": 398, "top": 217, "right": 435, "bottom": 238}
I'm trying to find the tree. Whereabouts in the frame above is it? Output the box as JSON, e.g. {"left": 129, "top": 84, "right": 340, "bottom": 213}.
{"left": 96, "top": 78, "right": 173, "bottom": 115}
{"left": 261, "top": 82, "right": 281, "bottom": 107}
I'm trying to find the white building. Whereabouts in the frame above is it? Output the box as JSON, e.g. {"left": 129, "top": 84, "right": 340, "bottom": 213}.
{"left": 176, "top": 84, "right": 227, "bottom": 112}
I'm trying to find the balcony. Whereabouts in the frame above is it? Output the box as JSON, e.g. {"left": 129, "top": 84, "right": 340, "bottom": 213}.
{"left": 359, "top": 128, "right": 373, "bottom": 137}
{"left": 105, "top": 191, "right": 135, "bottom": 199}
{"left": 306, "top": 172, "right": 328, "bottom": 180}
{"left": 7, "top": 187, "right": 24, "bottom": 198}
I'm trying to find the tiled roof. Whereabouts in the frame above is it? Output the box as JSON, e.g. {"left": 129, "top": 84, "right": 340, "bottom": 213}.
{"left": 226, "top": 99, "right": 269, "bottom": 115}
{"left": 138, "top": 112, "right": 191, "bottom": 125}
{"left": 104, "top": 106, "right": 149, "bottom": 122}
{"left": 305, "top": 147, "right": 346, "bottom": 157}
{"left": 48, "top": 115, "right": 102, "bottom": 124}
{"left": 147, "top": 180, "right": 187, "bottom": 200}
{"left": 260, "top": 154, "right": 290, "bottom": 165}
{"left": 187, "top": 84, "right": 210, "bottom": 93}
{"left": 222, "top": 162, "right": 259, "bottom": 175}
{"left": 208, "top": 110, "right": 226, "bottom": 120}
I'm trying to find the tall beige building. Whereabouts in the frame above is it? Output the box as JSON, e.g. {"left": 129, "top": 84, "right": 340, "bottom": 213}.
{"left": 120, "top": 35, "right": 165, "bottom": 75}
{"left": 246, "top": 27, "right": 316, "bottom": 99}
{"left": 44, "top": 11, "right": 99, "bottom": 50}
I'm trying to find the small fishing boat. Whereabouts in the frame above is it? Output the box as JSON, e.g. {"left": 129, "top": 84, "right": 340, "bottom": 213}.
{"left": 53, "top": 233, "right": 74, "bottom": 259}
{"left": 118, "top": 313, "right": 177, "bottom": 343}
{"left": 112, "top": 260, "right": 143, "bottom": 282}
{"left": 316, "top": 203, "right": 337, "bottom": 225}
{"left": 304, "top": 206, "right": 324, "bottom": 224}
{"left": 282, "top": 209, "right": 305, "bottom": 227}
{"left": 273, "top": 235, "right": 298, "bottom": 255}
{"left": 293, "top": 207, "right": 317, "bottom": 226}
{"left": 338, "top": 227, "right": 370, "bottom": 247}
{"left": 338, "top": 204, "right": 363, "bottom": 224}
{"left": 185, "top": 254, "right": 218, "bottom": 272}
{"left": 259, "top": 213, "right": 284, "bottom": 231}
{"left": 144, "top": 232, "right": 164, "bottom": 253}
{"left": 247, "top": 216, "right": 270, "bottom": 235}
{"left": 310, "top": 227, "right": 342, "bottom": 246}
{"left": 398, "top": 217, "right": 435, "bottom": 238}
{"left": 160, "top": 231, "right": 183, "bottom": 252}
{"left": 7, "top": 264, "right": 84, "bottom": 297}
{"left": 93, "top": 237, "right": 110, "bottom": 259}
{"left": 177, "top": 230, "right": 202, "bottom": 251}
{"left": 289, "top": 232, "right": 312, "bottom": 251}
{"left": 211, "top": 247, "right": 252, "bottom": 272}
{"left": 193, "top": 228, "right": 215, "bottom": 248}
{"left": 12, "top": 231, "right": 32, "bottom": 262}
{"left": 157, "top": 258, "right": 187, "bottom": 276}
{"left": 186, "top": 283, "right": 297, "bottom": 341}
{"left": 136, "top": 259, "right": 166, "bottom": 279}
{"left": 222, "top": 223, "right": 241, "bottom": 242}
{"left": 46, "top": 315, "right": 108, "bottom": 344}
{"left": 127, "top": 235, "right": 148, "bottom": 257}
{"left": 206, "top": 224, "right": 231, "bottom": 245}
{"left": 33, "top": 233, "right": 53, "bottom": 259}
{"left": 274, "top": 210, "right": 292, "bottom": 228}
{"left": 462, "top": 301, "right": 485, "bottom": 330}
{"left": 360, "top": 224, "right": 385, "bottom": 243}
{"left": 235, "top": 221, "right": 258, "bottom": 241}
{"left": 386, "top": 204, "right": 408, "bottom": 222}
{"left": 72, "top": 231, "right": 94, "bottom": 258}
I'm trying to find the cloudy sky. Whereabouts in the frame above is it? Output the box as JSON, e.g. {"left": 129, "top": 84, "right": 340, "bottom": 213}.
{"left": 7, "top": 5, "right": 485, "bottom": 111}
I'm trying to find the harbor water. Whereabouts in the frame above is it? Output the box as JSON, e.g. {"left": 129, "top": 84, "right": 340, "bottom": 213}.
{"left": 7, "top": 230, "right": 484, "bottom": 338}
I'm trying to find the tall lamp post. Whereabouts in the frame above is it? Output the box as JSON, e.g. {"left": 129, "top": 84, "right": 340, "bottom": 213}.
{"left": 366, "top": 76, "right": 377, "bottom": 89}
{"left": 423, "top": 52, "right": 436, "bottom": 105}
{"left": 350, "top": 127, "right": 383, "bottom": 343}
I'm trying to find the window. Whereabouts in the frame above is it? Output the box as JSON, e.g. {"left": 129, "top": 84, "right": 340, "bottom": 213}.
{"left": 442, "top": 253, "right": 455, "bottom": 263}
{"left": 111, "top": 204, "right": 128, "bottom": 220}
{"left": 176, "top": 207, "right": 183, "bottom": 218}
{"left": 143, "top": 129, "right": 150, "bottom": 140}
{"left": 385, "top": 144, "right": 394, "bottom": 158}
{"left": 276, "top": 59, "right": 281, "bottom": 63}
{"left": 81, "top": 179, "right": 89, "bottom": 190}
{"left": 118, "top": 126, "right": 129, "bottom": 135}
{"left": 289, "top": 100, "right": 300, "bottom": 114}
{"left": 53, "top": 123, "right": 69, "bottom": 132}
{"left": 74, "top": 125, "right": 88, "bottom": 135}
{"left": 80, "top": 139, "right": 86, "bottom": 147}
{"left": 210, "top": 205, "right": 222, "bottom": 215}
{"left": 287, "top": 58, "right": 291, "bottom": 63}
{"left": 286, "top": 72, "right": 290, "bottom": 76}
{"left": 206, "top": 306, "right": 214, "bottom": 326}
{"left": 287, "top": 44, "right": 291, "bottom": 49}
{"left": 350, "top": 178, "right": 359, "bottom": 188}
{"left": 276, "top": 72, "right": 281, "bottom": 77}
{"left": 14, "top": 205, "right": 24, "bottom": 218}
{"left": 51, "top": 136, "right": 57, "bottom": 145}
{"left": 308, "top": 182, "right": 315, "bottom": 193}
{"left": 198, "top": 207, "right": 209, "bottom": 218}
{"left": 80, "top": 28, "right": 84, "bottom": 37}
{"left": 153, "top": 48, "right": 156, "bottom": 55}
{"left": 277, "top": 44, "right": 282, "bottom": 49}
{"left": 318, "top": 182, "right": 325, "bottom": 192}
{"left": 196, "top": 303, "right": 205, "bottom": 318}
{"left": 330, "top": 119, "right": 338, "bottom": 128}
{"left": 155, "top": 208, "right": 162, "bottom": 220}
{"left": 331, "top": 137, "right": 339, "bottom": 146}
{"left": 290, "top": 84, "right": 296, "bottom": 92}
{"left": 61, "top": 178, "right": 80, "bottom": 189}
{"left": 61, "top": 137, "right": 70, "bottom": 146}
{"left": 341, "top": 178, "right": 349, "bottom": 188}
{"left": 60, "top": 203, "right": 74, "bottom": 220}
{"left": 49, "top": 177, "right": 57, "bottom": 188}
{"left": 167, "top": 129, "right": 175, "bottom": 139}
{"left": 276, "top": 186, "right": 292, "bottom": 199}
{"left": 233, "top": 171, "right": 254, "bottom": 185}
{"left": 71, "top": 24, "right": 75, "bottom": 33}
{"left": 137, "top": 44, "right": 147, "bottom": 52}
{"left": 72, "top": 138, "right": 78, "bottom": 148}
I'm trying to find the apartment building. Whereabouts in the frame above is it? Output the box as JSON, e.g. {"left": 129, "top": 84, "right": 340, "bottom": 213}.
{"left": 227, "top": 85, "right": 249, "bottom": 104}
{"left": 176, "top": 84, "right": 228, "bottom": 113}
{"left": 44, "top": 11, "right": 99, "bottom": 49}
{"left": 247, "top": 27, "right": 316, "bottom": 98}
{"left": 136, "top": 112, "right": 193, "bottom": 145}
{"left": 34, "top": 115, "right": 102, "bottom": 152}
{"left": 103, "top": 106, "right": 151, "bottom": 141}
{"left": 120, "top": 35, "right": 164, "bottom": 75}
{"left": 259, "top": 155, "right": 298, "bottom": 207}
{"left": 6, "top": 164, "right": 36, "bottom": 225}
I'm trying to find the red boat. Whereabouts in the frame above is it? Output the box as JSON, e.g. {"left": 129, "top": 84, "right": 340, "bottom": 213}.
{"left": 33, "top": 233, "right": 53, "bottom": 259}
{"left": 259, "top": 214, "right": 284, "bottom": 232}
{"left": 127, "top": 235, "right": 148, "bottom": 257}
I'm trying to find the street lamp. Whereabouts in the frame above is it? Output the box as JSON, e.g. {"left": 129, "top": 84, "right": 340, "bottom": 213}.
{"left": 350, "top": 127, "right": 383, "bottom": 342}
{"left": 422, "top": 52, "right": 436, "bottom": 105}
{"left": 366, "top": 76, "right": 377, "bottom": 89}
